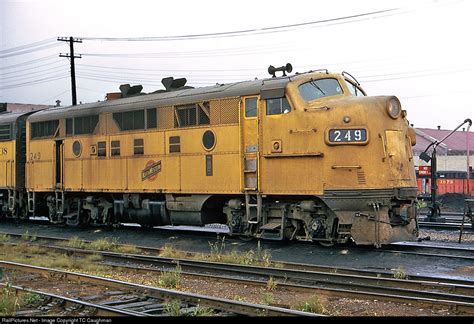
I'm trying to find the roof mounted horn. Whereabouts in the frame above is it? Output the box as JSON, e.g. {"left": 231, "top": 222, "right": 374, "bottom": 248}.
{"left": 268, "top": 63, "right": 293, "bottom": 78}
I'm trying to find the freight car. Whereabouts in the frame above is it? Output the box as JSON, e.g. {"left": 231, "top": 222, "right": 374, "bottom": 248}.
{"left": 1, "top": 66, "right": 419, "bottom": 247}
{"left": 416, "top": 170, "right": 474, "bottom": 196}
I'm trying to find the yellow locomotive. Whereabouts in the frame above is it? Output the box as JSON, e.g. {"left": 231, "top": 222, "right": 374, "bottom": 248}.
{"left": 2, "top": 65, "right": 419, "bottom": 246}
{"left": 0, "top": 111, "right": 31, "bottom": 219}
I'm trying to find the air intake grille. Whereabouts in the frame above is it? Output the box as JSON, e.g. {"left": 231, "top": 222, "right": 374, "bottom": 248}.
{"left": 357, "top": 170, "right": 366, "bottom": 184}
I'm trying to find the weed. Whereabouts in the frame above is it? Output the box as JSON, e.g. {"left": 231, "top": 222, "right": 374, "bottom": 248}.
{"left": 0, "top": 283, "right": 19, "bottom": 316}
{"left": 295, "top": 295, "right": 325, "bottom": 314}
{"left": 208, "top": 235, "right": 226, "bottom": 261}
{"left": 393, "top": 267, "right": 408, "bottom": 280}
{"left": 163, "top": 300, "right": 182, "bottom": 316}
{"left": 64, "top": 236, "right": 86, "bottom": 249}
{"left": 21, "top": 230, "right": 30, "bottom": 241}
{"left": 87, "top": 238, "right": 119, "bottom": 251}
{"left": 0, "top": 234, "right": 10, "bottom": 242}
{"left": 22, "top": 293, "right": 42, "bottom": 306}
{"left": 266, "top": 277, "right": 277, "bottom": 291}
{"left": 233, "top": 295, "right": 247, "bottom": 302}
{"left": 160, "top": 244, "right": 189, "bottom": 259}
{"left": 116, "top": 244, "right": 140, "bottom": 254}
{"left": 260, "top": 291, "right": 275, "bottom": 305}
{"left": 158, "top": 263, "right": 182, "bottom": 289}
{"left": 190, "top": 305, "right": 215, "bottom": 316}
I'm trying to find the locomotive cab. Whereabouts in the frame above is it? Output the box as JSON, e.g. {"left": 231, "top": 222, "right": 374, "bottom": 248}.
{"left": 241, "top": 70, "right": 418, "bottom": 246}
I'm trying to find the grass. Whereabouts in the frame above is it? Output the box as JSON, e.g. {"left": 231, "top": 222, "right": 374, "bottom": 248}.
{"left": 21, "top": 293, "right": 42, "bottom": 306}
{"left": 0, "top": 234, "right": 10, "bottom": 242}
{"left": 260, "top": 291, "right": 275, "bottom": 305}
{"left": 163, "top": 300, "right": 182, "bottom": 316}
{"left": 0, "top": 283, "right": 18, "bottom": 316}
{"left": 294, "top": 295, "right": 325, "bottom": 314}
{"left": 158, "top": 263, "right": 182, "bottom": 289}
{"left": 393, "top": 267, "right": 409, "bottom": 280}
{"left": 61, "top": 236, "right": 140, "bottom": 254}
{"left": 21, "top": 230, "right": 36, "bottom": 242}
{"left": 266, "top": 277, "right": 277, "bottom": 291}
{"left": 87, "top": 238, "right": 120, "bottom": 251}
{"left": 0, "top": 243, "right": 106, "bottom": 273}
{"left": 163, "top": 300, "right": 215, "bottom": 317}
{"left": 159, "top": 236, "right": 278, "bottom": 268}
{"left": 64, "top": 236, "right": 86, "bottom": 249}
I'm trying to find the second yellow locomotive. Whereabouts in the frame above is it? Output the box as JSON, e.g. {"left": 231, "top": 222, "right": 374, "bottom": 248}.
{"left": 12, "top": 66, "right": 419, "bottom": 246}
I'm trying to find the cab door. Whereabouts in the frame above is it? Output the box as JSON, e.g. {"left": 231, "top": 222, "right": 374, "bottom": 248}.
{"left": 241, "top": 96, "right": 259, "bottom": 191}
{"left": 54, "top": 140, "right": 64, "bottom": 189}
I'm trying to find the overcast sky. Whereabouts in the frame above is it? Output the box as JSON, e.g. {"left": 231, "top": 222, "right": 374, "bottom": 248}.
{"left": 1, "top": 0, "right": 472, "bottom": 130}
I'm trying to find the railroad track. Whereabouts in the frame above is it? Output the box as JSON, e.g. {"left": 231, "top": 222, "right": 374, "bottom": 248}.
{"left": 0, "top": 261, "right": 314, "bottom": 317}
{"left": 1, "top": 234, "right": 474, "bottom": 314}
{"left": 418, "top": 222, "right": 473, "bottom": 231}
{"left": 0, "top": 283, "right": 148, "bottom": 316}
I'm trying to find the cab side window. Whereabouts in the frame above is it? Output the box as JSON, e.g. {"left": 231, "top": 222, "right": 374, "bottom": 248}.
{"left": 266, "top": 97, "right": 291, "bottom": 115}
{"left": 245, "top": 98, "right": 257, "bottom": 118}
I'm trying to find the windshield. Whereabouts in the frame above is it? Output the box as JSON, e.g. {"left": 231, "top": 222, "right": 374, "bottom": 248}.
{"left": 298, "top": 78, "right": 343, "bottom": 102}
{"left": 345, "top": 80, "right": 366, "bottom": 97}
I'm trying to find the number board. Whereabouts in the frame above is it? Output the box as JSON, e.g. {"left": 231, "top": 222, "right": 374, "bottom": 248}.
{"left": 328, "top": 128, "right": 367, "bottom": 143}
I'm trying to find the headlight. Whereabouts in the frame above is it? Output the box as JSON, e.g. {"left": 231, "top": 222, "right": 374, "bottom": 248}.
{"left": 387, "top": 97, "right": 401, "bottom": 119}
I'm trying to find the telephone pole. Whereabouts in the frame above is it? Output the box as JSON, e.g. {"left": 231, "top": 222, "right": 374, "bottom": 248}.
{"left": 58, "top": 37, "right": 82, "bottom": 106}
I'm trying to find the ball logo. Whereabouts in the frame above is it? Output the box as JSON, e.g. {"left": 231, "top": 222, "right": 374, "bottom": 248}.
{"left": 142, "top": 160, "right": 161, "bottom": 181}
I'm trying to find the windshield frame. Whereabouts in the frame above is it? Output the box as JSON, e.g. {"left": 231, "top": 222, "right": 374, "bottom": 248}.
{"left": 344, "top": 79, "right": 366, "bottom": 97}
{"left": 297, "top": 77, "right": 345, "bottom": 103}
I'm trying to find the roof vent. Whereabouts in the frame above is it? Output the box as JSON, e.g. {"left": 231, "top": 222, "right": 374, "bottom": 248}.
{"left": 120, "top": 84, "right": 143, "bottom": 97}
{"left": 161, "top": 77, "right": 194, "bottom": 92}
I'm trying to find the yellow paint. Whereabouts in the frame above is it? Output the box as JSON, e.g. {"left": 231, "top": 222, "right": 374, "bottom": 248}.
{"left": 0, "top": 140, "right": 16, "bottom": 188}
{"left": 25, "top": 71, "right": 416, "bottom": 197}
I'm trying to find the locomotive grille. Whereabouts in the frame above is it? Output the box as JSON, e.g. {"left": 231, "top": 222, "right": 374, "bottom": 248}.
{"left": 357, "top": 170, "right": 366, "bottom": 184}
{"left": 158, "top": 106, "right": 174, "bottom": 129}
{"left": 211, "top": 97, "right": 239, "bottom": 125}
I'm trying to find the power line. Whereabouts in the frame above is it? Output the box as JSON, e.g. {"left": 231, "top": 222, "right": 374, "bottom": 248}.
{"left": 0, "top": 73, "right": 69, "bottom": 90}
{"left": 81, "top": 8, "right": 399, "bottom": 42}
{"left": 0, "top": 42, "right": 62, "bottom": 58}
{"left": 0, "top": 38, "right": 56, "bottom": 54}
{"left": 1, "top": 65, "right": 66, "bottom": 82}
{"left": 0, "top": 61, "right": 63, "bottom": 76}
{"left": 40, "top": 89, "right": 70, "bottom": 105}
{"left": 0, "top": 55, "right": 58, "bottom": 70}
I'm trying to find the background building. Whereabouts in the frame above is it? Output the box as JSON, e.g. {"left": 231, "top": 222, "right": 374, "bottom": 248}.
{"left": 414, "top": 126, "right": 473, "bottom": 196}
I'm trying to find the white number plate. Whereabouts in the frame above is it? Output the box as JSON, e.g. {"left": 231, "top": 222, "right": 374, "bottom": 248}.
{"left": 329, "top": 129, "right": 367, "bottom": 143}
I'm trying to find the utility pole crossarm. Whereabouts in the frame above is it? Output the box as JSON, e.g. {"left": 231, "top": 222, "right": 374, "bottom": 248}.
{"left": 58, "top": 37, "right": 82, "bottom": 106}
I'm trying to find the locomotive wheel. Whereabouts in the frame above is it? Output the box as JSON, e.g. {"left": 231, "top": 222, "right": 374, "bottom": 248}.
{"left": 318, "top": 241, "right": 335, "bottom": 247}
{"left": 238, "top": 235, "right": 254, "bottom": 242}
{"left": 76, "top": 210, "right": 90, "bottom": 228}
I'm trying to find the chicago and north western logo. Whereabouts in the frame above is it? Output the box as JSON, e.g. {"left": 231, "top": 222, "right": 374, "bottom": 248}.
{"left": 142, "top": 160, "right": 162, "bottom": 181}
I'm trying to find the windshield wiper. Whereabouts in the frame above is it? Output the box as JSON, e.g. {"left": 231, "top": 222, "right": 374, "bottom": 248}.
{"left": 310, "top": 81, "right": 325, "bottom": 95}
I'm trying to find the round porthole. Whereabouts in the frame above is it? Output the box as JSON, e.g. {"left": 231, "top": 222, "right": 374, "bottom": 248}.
{"left": 202, "top": 130, "right": 216, "bottom": 151}
{"left": 72, "top": 140, "right": 82, "bottom": 157}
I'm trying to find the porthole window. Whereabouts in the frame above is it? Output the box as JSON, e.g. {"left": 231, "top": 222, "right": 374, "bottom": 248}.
{"left": 72, "top": 140, "right": 82, "bottom": 157}
{"left": 202, "top": 130, "right": 216, "bottom": 151}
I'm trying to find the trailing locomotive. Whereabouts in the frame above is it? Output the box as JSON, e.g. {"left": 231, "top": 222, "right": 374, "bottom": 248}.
{"left": 0, "top": 65, "right": 419, "bottom": 247}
